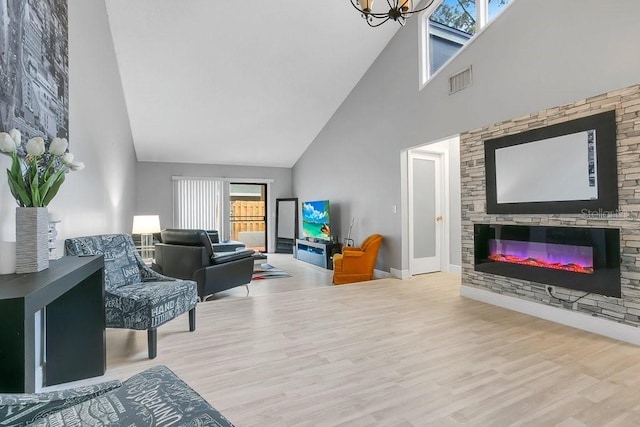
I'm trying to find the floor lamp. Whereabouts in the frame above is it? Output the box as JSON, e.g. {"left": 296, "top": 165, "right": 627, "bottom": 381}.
{"left": 132, "top": 215, "right": 161, "bottom": 264}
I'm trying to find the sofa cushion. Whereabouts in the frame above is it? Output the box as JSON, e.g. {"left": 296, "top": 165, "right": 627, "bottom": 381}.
{"left": 161, "top": 229, "right": 214, "bottom": 259}
{"left": 212, "top": 240, "right": 246, "bottom": 253}
{"left": 0, "top": 380, "right": 121, "bottom": 427}
{"left": 105, "top": 279, "right": 198, "bottom": 330}
{"left": 153, "top": 243, "right": 211, "bottom": 279}
{"left": 211, "top": 249, "right": 255, "bottom": 265}
{"left": 28, "top": 365, "right": 234, "bottom": 426}
{"left": 206, "top": 230, "right": 220, "bottom": 243}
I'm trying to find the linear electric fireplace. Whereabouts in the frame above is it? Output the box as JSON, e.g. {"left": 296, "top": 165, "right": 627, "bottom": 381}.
{"left": 474, "top": 224, "right": 621, "bottom": 298}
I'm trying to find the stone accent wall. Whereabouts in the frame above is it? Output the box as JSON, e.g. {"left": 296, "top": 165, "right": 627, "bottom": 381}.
{"left": 460, "top": 84, "right": 640, "bottom": 327}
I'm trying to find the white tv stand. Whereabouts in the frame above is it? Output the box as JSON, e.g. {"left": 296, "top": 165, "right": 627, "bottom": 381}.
{"left": 294, "top": 239, "right": 341, "bottom": 270}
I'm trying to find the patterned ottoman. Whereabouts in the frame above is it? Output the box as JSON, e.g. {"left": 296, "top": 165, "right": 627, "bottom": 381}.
{"left": 0, "top": 366, "right": 233, "bottom": 426}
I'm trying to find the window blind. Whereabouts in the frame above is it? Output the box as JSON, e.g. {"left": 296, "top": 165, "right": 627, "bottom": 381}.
{"left": 172, "top": 177, "right": 224, "bottom": 235}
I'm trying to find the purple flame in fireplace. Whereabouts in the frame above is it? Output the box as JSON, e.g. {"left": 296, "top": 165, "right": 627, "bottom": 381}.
{"left": 489, "top": 239, "right": 593, "bottom": 271}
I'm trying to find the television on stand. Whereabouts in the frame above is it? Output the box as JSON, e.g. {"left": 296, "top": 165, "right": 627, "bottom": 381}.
{"left": 301, "top": 200, "right": 331, "bottom": 242}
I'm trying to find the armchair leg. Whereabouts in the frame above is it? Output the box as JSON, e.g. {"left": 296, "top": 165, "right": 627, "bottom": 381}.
{"left": 148, "top": 329, "right": 157, "bottom": 359}
{"left": 189, "top": 307, "right": 196, "bottom": 332}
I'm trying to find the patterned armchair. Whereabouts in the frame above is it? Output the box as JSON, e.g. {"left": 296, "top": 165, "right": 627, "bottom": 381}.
{"left": 65, "top": 234, "right": 198, "bottom": 359}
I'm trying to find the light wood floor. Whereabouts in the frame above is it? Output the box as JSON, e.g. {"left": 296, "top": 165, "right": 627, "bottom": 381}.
{"left": 70, "top": 255, "right": 640, "bottom": 426}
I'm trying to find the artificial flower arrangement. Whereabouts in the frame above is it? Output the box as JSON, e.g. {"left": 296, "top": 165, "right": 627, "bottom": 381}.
{"left": 0, "top": 129, "right": 84, "bottom": 207}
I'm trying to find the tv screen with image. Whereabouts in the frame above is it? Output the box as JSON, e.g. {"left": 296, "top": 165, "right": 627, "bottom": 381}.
{"left": 302, "top": 200, "right": 331, "bottom": 241}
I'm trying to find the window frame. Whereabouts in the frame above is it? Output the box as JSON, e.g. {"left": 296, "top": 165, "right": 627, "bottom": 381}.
{"left": 418, "top": 0, "right": 513, "bottom": 90}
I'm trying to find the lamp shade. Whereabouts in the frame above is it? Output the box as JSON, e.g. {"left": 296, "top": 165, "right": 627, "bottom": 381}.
{"left": 132, "top": 215, "right": 161, "bottom": 234}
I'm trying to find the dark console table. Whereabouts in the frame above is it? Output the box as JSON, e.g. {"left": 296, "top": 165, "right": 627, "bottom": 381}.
{"left": 0, "top": 256, "right": 105, "bottom": 393}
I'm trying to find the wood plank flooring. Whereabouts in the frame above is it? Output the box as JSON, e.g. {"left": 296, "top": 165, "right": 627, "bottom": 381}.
{"left": 60, "top": 255, "right": 640, "bottom": 426}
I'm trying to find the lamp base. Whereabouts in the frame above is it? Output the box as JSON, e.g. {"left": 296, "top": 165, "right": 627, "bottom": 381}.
{"left": 139, "top": 233, "right": 154, "bottom": 264}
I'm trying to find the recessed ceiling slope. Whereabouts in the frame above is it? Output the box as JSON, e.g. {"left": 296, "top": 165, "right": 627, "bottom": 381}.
{"left": 105, "top": 0, "right": 400, "bottom": 168}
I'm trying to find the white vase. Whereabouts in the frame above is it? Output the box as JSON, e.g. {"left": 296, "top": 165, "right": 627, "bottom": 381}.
{"left": 15, "top": 207, "right": 50, "bottom": 273}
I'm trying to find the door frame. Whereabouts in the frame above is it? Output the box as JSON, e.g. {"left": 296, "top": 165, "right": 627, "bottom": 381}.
{"left": 401, "top": 137, "right": 455, "bottom": 277}
{"left": 227, "top": 180, "right": 270, "bottom": 252}
{"left": 408, "top": 150, "right": 446, "bottom": 275}
{"left": 275, "top": 198, "right": 299, "bottom": 253}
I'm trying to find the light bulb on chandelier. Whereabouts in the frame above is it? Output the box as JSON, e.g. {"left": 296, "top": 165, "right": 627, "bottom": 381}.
{"left": 350, "top": 0, "right": 435, "bottom": 27}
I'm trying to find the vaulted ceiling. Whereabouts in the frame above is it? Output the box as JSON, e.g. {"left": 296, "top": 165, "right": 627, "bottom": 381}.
{"left": 105, "top": 0, "right": 401, "bottom": 167}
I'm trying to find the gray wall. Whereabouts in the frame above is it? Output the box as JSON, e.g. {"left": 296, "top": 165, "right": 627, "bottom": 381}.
{"left": 0, "top": 0, "right": 136, "bottom": 251}
{"left": 292, "top": 0, "right": 640, "bottom": 273}
{"left": 135, "top": 162, "right": 293, "bottom": 253}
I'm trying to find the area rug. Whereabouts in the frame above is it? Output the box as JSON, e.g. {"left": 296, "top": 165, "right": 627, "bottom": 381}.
{"left": 252, "top": 263, "right": 291, "bottom": 280}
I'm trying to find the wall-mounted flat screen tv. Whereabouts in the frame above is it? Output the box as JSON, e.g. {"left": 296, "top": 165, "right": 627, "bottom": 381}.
{"left": 484, "top": 110, "right": 618, "bottom": 214}
{"left": 301, "top": 200, "right": 331, "bottom": 241}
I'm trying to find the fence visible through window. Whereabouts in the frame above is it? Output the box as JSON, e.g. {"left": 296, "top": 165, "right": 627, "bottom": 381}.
{"left": 230, "top": 183, "right": 266, "bottom": 252}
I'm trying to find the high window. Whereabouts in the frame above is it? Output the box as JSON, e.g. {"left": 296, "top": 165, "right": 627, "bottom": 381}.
{"left": 420, "top": 0, "right": 511, "bottom": 87}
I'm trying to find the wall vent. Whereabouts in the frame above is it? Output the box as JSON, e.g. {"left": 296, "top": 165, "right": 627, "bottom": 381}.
{"left": 449, "top": 66, "right": 472, "bottom": 94}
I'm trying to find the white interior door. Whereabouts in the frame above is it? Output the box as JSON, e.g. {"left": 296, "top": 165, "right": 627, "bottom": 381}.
{"left": 409, "top": 151, "right": 444, "bottom": 275}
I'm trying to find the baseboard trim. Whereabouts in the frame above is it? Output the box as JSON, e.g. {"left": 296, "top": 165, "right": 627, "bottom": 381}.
{"left": 448, "top": 264, "right": 462, "bottom": 274}
{"left": 390, "top": 268, "right": 411, "bottom": 280}
{"left": 459, "top": 285, "right": 640, "bottom": 346}
{"left": 373, "top": 269, "right": 393, "bottom": 279}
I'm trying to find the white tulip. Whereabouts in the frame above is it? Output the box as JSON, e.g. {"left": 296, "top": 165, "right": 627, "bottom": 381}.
{"left": 70, "top": 161, "right": 85, "bottom": 171}
{"left": 8, "top": 129, "right": 21, "bottom": 146}
{"left": 49, "top": 137, "right": 68, "bottom": 156}
{"left": 61, "top": 152, "right": 74, "bottom": 165}
{"left": 0, "top": 132, "right": 16, "bottom": 153}
{"left": 25, "top": 137, "right": 45, "bottom": 156}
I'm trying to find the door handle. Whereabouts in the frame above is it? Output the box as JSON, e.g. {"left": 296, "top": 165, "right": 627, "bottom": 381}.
{"left": 436, "top": 215, "right": 443, "bottom": 222}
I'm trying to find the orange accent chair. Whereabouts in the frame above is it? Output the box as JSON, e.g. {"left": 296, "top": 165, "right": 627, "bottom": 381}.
{"left": 332, "top": 234, "right": 383, "bottom": 285}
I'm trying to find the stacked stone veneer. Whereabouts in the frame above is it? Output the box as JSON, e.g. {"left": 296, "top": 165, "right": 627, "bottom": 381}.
{"left": 461, "top": 84, "right": 640, "bottom": 327}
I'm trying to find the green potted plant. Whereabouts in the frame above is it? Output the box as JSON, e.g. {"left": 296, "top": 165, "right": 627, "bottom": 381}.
{"left": 0, "top": 129, "right": 84, "bottom": 273}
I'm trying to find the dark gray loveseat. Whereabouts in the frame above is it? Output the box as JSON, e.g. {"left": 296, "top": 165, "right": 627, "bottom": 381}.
{"left": 153, "top": 229, "right": 255, "bottom": 301}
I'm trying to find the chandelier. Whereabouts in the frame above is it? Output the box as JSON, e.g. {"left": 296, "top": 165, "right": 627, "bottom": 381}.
{"left": 350, "top": 0, "right": 436, "bottom": 27}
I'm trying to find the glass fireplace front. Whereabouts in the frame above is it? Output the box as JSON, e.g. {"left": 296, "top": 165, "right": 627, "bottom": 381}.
{"left": 488, "top": 239, "right": 594, "bottom": 274}
{"left": 474, "top": 224, "right": 620, "bottom": 298}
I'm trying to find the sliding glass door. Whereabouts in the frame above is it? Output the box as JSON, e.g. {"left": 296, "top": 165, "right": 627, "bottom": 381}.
{"left": 229, "top": 183, "right": 267, "bottom": 252}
